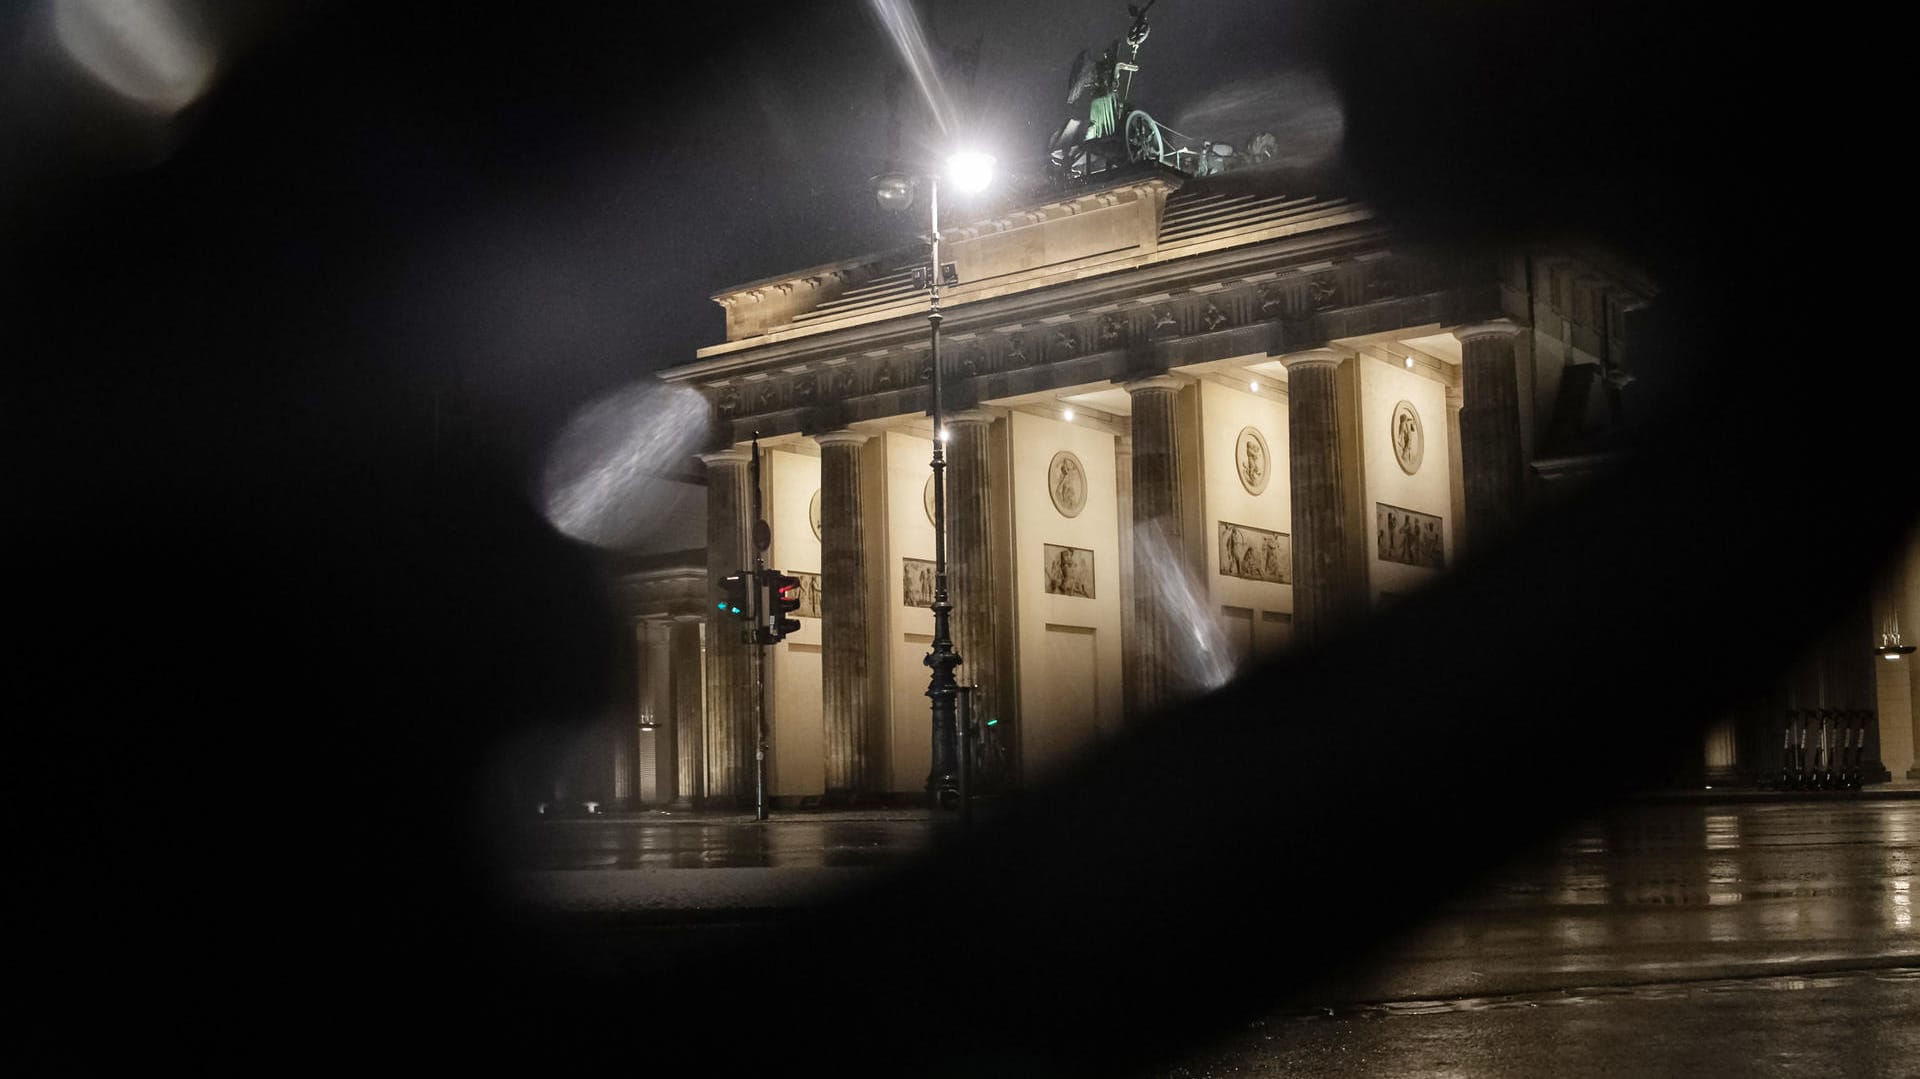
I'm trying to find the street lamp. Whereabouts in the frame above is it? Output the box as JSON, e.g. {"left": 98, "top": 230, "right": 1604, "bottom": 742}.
{"left": 873, "top": 151, "right": 995, "bottom": 809}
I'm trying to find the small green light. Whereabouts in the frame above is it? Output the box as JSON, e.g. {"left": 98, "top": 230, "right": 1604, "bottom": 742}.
{"left": 717, "top": 602, "right": 727, "bottom": 610}
{"left": 985, "top": 718, "right": 998, "bottom": 726}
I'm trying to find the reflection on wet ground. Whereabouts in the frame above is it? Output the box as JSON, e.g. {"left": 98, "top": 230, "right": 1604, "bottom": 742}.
{"left": 1170, "top": 967, "right": 1920, "bottom": 1079}
{"left": 515, "top": 801, "right": 1917, "bottom": 1074}
{"left": 515, "top": 801, "right": 1915, "bottom": 996}
{"left": 1308, "top": 800, "right": 1919, "bottom": 1003}
{"left": 514, "top": 819, "right": 934, "bottom": 871}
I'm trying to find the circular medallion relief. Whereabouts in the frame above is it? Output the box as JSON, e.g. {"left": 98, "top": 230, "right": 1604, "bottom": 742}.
{"left": 923, "top": 475, "right": 936, "bottom": 526}
{"left": 1390, "top": 400, "right": 1424, "bottom": 475}
{"left": 1234, "top": 427, "right": 1271, "bottom": 496}
{"left": 809, "top": 489, "right": 822, "bottom": 540}
{"left": 1047, "top": 450, "right": 1088, "bottom": 518}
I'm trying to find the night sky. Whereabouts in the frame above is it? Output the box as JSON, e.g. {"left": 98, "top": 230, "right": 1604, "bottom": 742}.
{"left": 5, "top": 0, "right": 1332, "bottom": 478}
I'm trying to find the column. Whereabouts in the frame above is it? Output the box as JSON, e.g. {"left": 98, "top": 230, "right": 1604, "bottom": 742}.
{"left": 621, "top": 620, "right": 650, "bottom": 805}
{"left": 1908, "top": 536, "right": 1920, "bottom": 778}
{"left": 1115, "top": 434, "right": 1136, "bottom": 719}
{"left": 699, "top": 448, "right": 754, "bottom": 805}
{"left": 645, "top": 620, "right": 677, "bottom": 805}
{"left": 1282, "top": 350, "right": 1362, "bottom": 642}
{"left": 816, "top": 430, "right": 876, "bottom": 798}
{"left": 1127, "top": 376, "right": 1189, "bottom": 713}
{"left": 1835, "top": 597, "right": 1891, "bottom": 784}
{"left": 946, "top": 410, "right": 1007, "bottom": 742}
{"left": 670, "top": 616, "right": 705, "bottom": 807}
{"left": 1445, "top": 382, "right": 1467, "bottom": 551}
{"left": 1455, "top": 320, "right": 1526, "bottom": 550}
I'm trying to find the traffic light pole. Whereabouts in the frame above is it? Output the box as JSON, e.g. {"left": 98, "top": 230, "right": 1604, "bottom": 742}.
{"left": 957, "top": 683, "right": 975, "bottom": 831}
{"left": 749, "top": 434, "right": 769, "bottom": 822}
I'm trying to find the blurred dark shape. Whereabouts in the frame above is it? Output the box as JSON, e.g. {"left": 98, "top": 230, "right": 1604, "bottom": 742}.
{"left": 5, "top": 0, "right": 1909, "bottom": 1073}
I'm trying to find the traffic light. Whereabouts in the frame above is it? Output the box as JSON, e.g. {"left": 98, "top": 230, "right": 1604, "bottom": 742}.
{"left": 719, "top": 573, "right": 751, "bottom": 621}
{"left": 763, "top": 569, "right": 802, "bottom": 640}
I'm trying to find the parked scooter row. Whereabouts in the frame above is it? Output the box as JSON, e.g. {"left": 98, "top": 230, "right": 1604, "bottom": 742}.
{"left": 1774, "top": 708, "right": 1870, "bottom": 790}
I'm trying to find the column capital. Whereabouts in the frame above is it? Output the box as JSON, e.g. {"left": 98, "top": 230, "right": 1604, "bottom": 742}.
{"left": 1123, "top": 374, "right": 1186, "bottom": 395}
{"left": 947, "top": 408, "right": 997, "bottom": 428}
{"left": 1279, "top": 347, "right": 1348, "bottom": 371}
{"left": 812, "top": 429, "right": 872, "bottom": 449}
{"left": 697, "top": 447, "right": 750, "bottom": 468}
{"left": 1453, "top": 319, "right": 1524, "bottom": 342}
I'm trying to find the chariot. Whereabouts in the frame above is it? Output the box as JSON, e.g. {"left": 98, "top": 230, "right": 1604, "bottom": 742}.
{"left": 1047, "top": 2, "right": 1275, "bottom": 183}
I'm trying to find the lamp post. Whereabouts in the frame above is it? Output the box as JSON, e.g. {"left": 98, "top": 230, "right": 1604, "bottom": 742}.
{"left": 875, "top": 152, "right": 994, "bottom": 810}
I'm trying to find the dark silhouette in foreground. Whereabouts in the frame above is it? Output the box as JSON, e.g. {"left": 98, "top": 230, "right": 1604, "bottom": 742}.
{"left": 7, "top": 2, "right": 1908, "bottom": 1073}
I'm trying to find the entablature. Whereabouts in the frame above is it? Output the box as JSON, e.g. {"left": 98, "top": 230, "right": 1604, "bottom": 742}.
{"left": 700, "top": 167, "right": 1374, "bottom": 352}
{"left": 673, "top": 230, "right": 1503, "bottom": 450}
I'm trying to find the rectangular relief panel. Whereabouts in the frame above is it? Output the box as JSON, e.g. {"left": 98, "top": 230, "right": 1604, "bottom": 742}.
{"left": 791, "top": 571, "right": 822, "bottom": 619}
{"left": 902, "top": 558, "right": 935, "bottom": 608}
{"left": 1042, "top": 543, "right": 1096, "bottom": 598}
{"left": 1375, "top": 503, "right": 1444, "bottom": 568}
{"left": 1218, "top": 521, "right": 1292, "bottom": 584}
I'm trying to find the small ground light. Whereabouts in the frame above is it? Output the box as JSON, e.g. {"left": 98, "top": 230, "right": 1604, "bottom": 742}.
{"left": 1063, "top": 408, "right": 1075, "bottom": 422}
{"left": 1405, "top": 355, "right": 1415, "bottom": 369}
{"left": 1249, "top": 380, "right": 1259, "bottom": 392}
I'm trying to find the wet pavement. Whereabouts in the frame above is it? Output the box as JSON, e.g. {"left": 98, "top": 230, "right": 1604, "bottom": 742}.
{"left": 1168, "top": 967, "right": 1920, "bottom": 1078}
{"left": 503, "top": 798, "right": 1918, "bottom": 1075}
{"left": 514, "top": 815, "right": 936, "bottom": 871}
{"left": 1301, "top": 799, "right": 1919, "bottom": 1003}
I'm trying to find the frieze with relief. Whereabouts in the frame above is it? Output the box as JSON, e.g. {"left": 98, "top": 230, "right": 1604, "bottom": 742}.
{"left": 1201, "top": 300, "right": 1231, "bottom": 332}
{"left": 1308, "top": 272, "right": 1340, "bottom": 310}
{"left": 828, "top": 368, "right": 857, "bottom": 400}
{"left": 705, "top": 253, "right": 1484, "bottom": 427}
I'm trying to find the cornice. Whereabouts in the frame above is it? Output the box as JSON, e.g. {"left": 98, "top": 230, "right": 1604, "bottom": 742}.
{"left": 708, "top": 170, "right": 1185, "bottom": 309}
{"left": 667, "top": 218, "right": 1393, "bottom": 384}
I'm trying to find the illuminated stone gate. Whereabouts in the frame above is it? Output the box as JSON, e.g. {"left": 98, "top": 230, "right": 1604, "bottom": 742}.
{"left": 615, "top": 161, "right": 1914, "bottom": 806}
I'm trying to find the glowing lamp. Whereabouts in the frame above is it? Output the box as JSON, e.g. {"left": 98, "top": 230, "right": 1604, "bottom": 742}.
{"left": 946, "top": 151, "right": 996, "bottom": 194}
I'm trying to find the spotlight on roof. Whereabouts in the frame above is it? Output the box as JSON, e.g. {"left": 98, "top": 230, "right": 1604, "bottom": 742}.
{"left": 872, "top": 171, "right": 914, "bottom": 212}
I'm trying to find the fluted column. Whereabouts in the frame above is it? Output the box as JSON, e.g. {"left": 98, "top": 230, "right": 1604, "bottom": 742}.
{"left": 1455, "top": 321, "right": 1526, "bottom": 550}
{"left": 699, "top": 448, "right": 754, "bottom": 805}
{"left": 1835, "top": 598, "right": 1891, "bottom": 784}
{"left": 670, "top": 616, "right": 704, "bottom": 807}
{"left": 1283, "top": 349, "right": 1362, "bottom": 642}
{"left": 1115, "top": 434, "right": 1136, "bottom": 719}
{"left": 644, "top": 620, "right": 677, "bottom": 805}
{"left": 1908, "top": 537, "right": 1920, "bottom": 778}
{"left": 622, "top": 620, "right": 653, "bottom": 804}
{"left": 816, "top": 430, "right": 876, "bottom": 797}
{"left": 945, "top": 410, "right": 1007, "bottom": 740}
{"left": 1445, "top": 382, "right": 1467, "bottom": 549}
{"left": 1127, "top": 376, "right": 1189, "bottom": 713}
